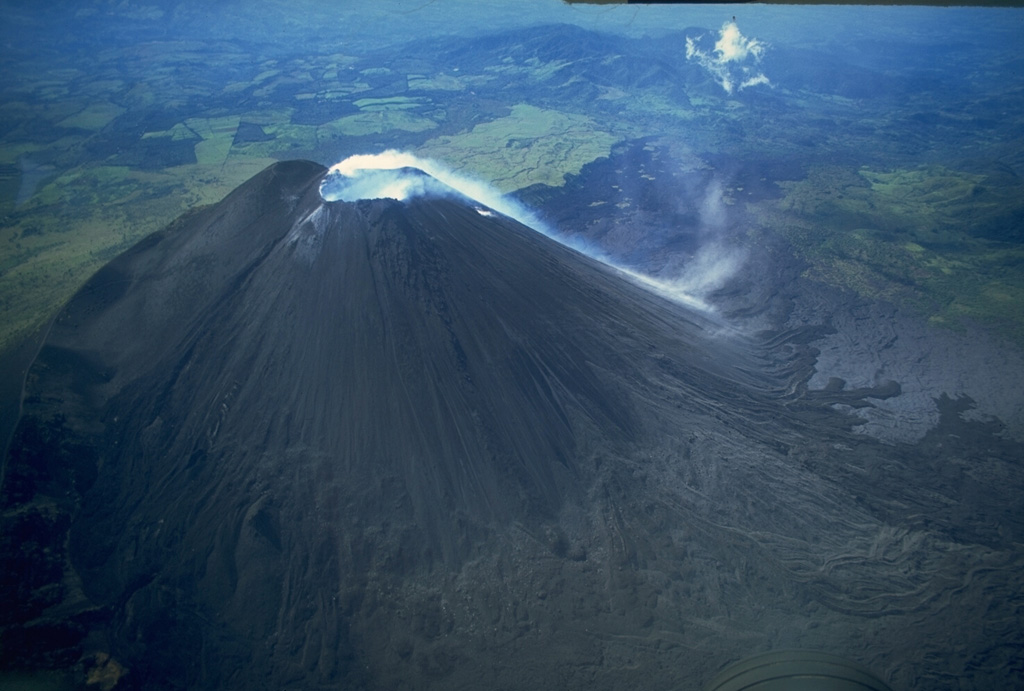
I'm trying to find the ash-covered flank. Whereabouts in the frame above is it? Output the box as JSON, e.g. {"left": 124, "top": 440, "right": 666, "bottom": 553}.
{"left": 2, "top": 161, "right": 1022, "bottom": 691}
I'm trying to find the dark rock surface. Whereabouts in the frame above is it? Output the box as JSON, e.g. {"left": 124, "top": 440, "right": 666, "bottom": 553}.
{"left": 795, "top": 297, "right": 1024, "bottom": 444}
{"left": 2, "top": 161, "right": 1023, "bottom": 690}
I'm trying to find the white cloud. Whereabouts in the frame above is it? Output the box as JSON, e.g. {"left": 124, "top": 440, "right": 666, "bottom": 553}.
{"left": 740, "top": 74, "right": 771, "bottom": 90}
{"left": 714, "top": 20, "right": 766, "bottom": 63}
{"left": 687, "top": 20, "right": 770, "bottom": 95}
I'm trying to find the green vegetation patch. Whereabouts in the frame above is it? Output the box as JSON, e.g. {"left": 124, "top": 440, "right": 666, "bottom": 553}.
{"left": 2, "top": 98, "right": 85, "bottom": 130}
{"left": 0, "top": 155, "right": 282, "bottom": 353}
{"left": 142, "top": 122, "right": 199, "bottom": 141}
{"left": 418, "top": 103, "right": 618, "bottom": 192}
{"left": 528, "top": 57, "right": 573, "bottom": 81}
{"left": 622, "top": 91, "right": 699, "bottom": 125}
{"left": 185, "top": 116, "right": 241, "bottom": 166}
{"left": 253, "top": 74, "right": 314, "bottom": 99}
{"left": 352, "top": 96, "right": 426, "bottom": 112}
{"left": 407, "top": 73, "right": 464, "bottom": 91}
{"left": 484, "top": 56, "right": 572, "bottom": 82}
{"left": 253, "top": 68, "right": 282, "bottom": 84}
{"left": 767, "top": 164, "right": 1024, "bottom": 344}
{"left": 860, "top": 165, "right": 1024, "bottom": 243}
{"left": 777, "top": 164, "right": 1024, "bottom": 244}
{"left": 57, "top": 102, "right": 126, "bottom": 130}
{"left": 317, "top": 111, "right": 438, "bottom": 138}
{"left": 23, "top": 165, "right": 135, "bottom": 210}
{"left": 227, "top": 124, "right": 318, "bottom": 158}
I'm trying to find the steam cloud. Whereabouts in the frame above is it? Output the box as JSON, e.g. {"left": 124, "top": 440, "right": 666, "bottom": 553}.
{"left": 686, "top": 20, "right": 769, "bottom": 94}
{"left": 321, "top": 150, "right": 742, "bottom": 316}
{"left": 634, "top": 245, "right": 745, "bottom": 313}
{"left": 321, "top": 150, "right": 548, "bottom": 231}
{"left": 634, "top": 179, "right": 747, "bottom": 312}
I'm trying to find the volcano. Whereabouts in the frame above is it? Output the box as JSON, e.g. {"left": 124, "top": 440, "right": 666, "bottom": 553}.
{"left": 3, "top": 161, "right": 1023, "bottom": 691}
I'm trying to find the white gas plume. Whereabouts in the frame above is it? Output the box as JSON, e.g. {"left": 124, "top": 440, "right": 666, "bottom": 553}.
{"left": 675, "top": 178, "right": 747, "bottom": 300}
{"left": 321, "top": 150, "right": 743, "bottom": 316}
{"left": 321, "top": 150, "right": 549, "bottom": 232}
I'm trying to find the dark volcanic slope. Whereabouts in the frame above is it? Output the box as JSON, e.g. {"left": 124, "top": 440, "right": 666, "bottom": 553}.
{"left": 3, "top": 161, "right": 1023, "bottom": 691}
